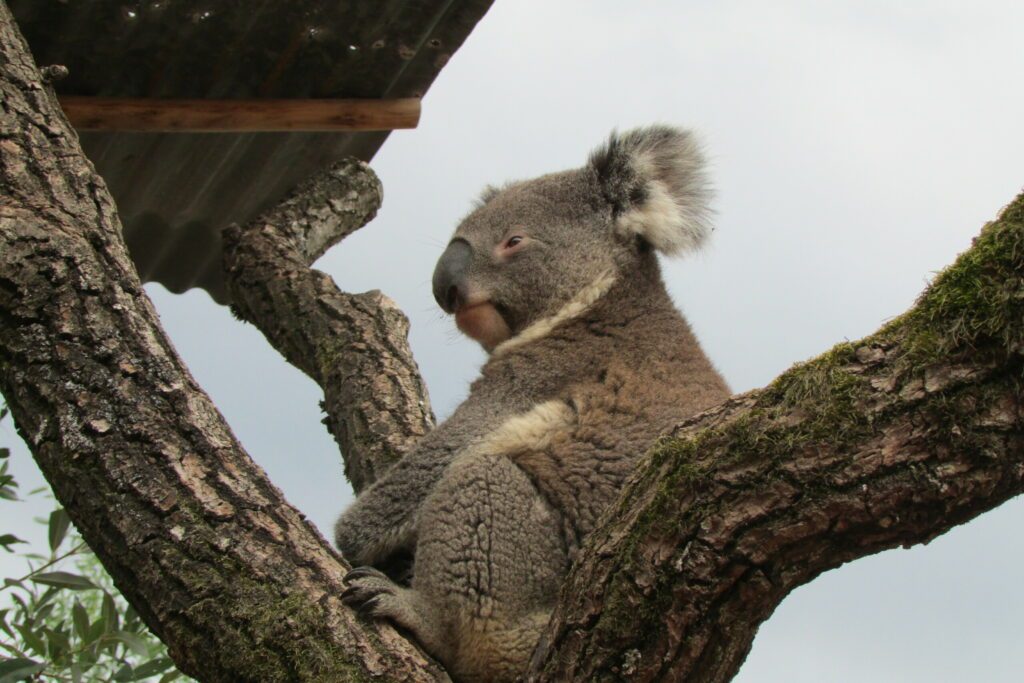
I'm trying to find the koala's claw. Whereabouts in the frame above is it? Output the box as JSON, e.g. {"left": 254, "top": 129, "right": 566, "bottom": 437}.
{"left": 342, "top": 566, "right": 400, "bottom": 618}
{"left": 359, "top": 595, "right": 388, "bottom": 617}
{"left": 343, "top": 566, "right": 389, "bottom": 583}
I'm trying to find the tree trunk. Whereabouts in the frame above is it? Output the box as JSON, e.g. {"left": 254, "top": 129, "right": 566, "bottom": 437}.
{"left": 2, "top": 2, "right": 1023, "bottom": 682}
{"left": 0, "top": 5, "right": 445, "bottom": 681}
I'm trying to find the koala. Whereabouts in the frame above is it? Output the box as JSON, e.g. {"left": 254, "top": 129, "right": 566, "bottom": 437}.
{"left": 336, "top": 125, "right": 730, "bottom": 682}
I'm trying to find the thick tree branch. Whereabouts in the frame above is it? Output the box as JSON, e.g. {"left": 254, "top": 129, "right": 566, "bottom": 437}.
{"left": 528, "top": 193, "right": 1024, "bottom": 681}
{"left": 0, "top": 5, "right": 444, "bottom": 681}
{"left": 222, "top": 162, "right": 434, "bottom": 492}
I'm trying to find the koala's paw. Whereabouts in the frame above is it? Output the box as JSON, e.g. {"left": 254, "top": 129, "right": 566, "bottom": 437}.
{"left": 342, "top": 566, "right": 446, "bottom": 661}
{"left": 341, "top": 566, "right": 404, "bottom": 620}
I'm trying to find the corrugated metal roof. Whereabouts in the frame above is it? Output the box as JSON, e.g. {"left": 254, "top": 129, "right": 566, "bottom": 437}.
{"left": 10, "top": 0, "right": 494, "bottom": 303}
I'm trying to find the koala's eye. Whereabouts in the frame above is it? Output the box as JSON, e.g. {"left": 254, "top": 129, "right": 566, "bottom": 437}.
{"left": 504, "top": 235, "right": 523, "bottom": 249}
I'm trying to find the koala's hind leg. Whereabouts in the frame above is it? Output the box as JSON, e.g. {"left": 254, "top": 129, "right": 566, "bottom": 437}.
{"left": 413, "top": 451, "right": 569, "bottom": 682}
{"left": 341, "top": 566, "right": 449, "bottom": 659}
{"left": 342, "top": 451, "right": 567, "bottom": 681}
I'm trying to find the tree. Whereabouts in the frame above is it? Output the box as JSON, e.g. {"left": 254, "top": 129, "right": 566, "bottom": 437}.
{"left": 0, "top": 422, "right": 190, "bottom": 682}
{"left": 2, "top": 5, "right": 1022, "bottom": 682}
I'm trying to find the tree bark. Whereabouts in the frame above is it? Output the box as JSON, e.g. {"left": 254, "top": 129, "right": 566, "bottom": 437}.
{"left": 526, "top": 193, "right": 1024, "bottom": 681}
{"left": 221, "top": 160, "right": 434, "bottom": 493}
{"left": 2, "top": 2, "right": 1024, "bottom": 682}
{"left": 0, "top": 5, "right": 445, "bottom": 681}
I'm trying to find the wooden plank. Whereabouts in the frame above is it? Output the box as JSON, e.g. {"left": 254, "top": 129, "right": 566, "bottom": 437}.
{"left": 59, "top": 96, "right": 420, "bottom": 132}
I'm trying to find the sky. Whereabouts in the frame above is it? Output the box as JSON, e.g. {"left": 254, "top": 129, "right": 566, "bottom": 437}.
{"left": 4, "top": 0, "right": 1024, "bottom": 680}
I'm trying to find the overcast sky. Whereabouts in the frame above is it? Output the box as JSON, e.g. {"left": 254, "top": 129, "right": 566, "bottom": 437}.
{"left": 4, "top": 1, "right": 1024, "bottom": 680}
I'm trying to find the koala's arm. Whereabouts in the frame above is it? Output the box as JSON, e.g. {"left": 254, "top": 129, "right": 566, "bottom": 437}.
{"left": 334, "top": 399, "right": 498, "bottom": 567}
{"left": 333, "top": 438, "right": 451, "bottom": 567}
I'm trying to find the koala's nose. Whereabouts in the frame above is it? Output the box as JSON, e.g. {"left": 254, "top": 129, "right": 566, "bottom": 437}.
{"left": 432, "top": 239, "right": 473, "bottom": 313}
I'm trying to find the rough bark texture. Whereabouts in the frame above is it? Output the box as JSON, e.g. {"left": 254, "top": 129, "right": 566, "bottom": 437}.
{"left": 222, "top": 160, "right": 434, "bottom": 493}
{"left": 0, "top": 5, "right": 445, "bottom": 681}
{"left": 3, "top": 1, "right": 1024, "bottom": 681}
{"left": 527, "top": 193, "right": 1024, "bottom": 681}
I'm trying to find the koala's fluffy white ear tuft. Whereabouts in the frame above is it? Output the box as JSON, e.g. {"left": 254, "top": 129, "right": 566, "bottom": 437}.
{"left": 589, "top": 125, "right": 712, "bottom": 256}
{"left": 474, "top": 184, "right": 504, "bottom": 208}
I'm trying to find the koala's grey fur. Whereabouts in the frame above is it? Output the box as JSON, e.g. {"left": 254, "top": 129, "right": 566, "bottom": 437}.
{"left": 337, "top": 125, "right": 729, "bottom": 682}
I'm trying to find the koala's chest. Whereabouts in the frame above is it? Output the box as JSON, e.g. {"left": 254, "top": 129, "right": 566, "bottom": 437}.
{"left": 467, "top": 365, "right": 673, "bottom": 549}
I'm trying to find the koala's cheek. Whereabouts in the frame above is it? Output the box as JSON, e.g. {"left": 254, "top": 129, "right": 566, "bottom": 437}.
{"left": 455, "top": 303, "right": 512, "bottom": 350}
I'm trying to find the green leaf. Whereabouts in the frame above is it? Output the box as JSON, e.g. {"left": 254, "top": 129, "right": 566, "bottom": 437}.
{"left": 0, "top": 447, "right": 9, "bottom": 459}
{"left": 30, "top": 572, "right": 98, "bottom": 591}
{"left": 0, "top": 610, "right": 14, "bottom": 638}
{"left": 32, "top": 603, "right": 55, "bottom": 625}
{"left": 97, "top": 635, "right": 120, "bottom": 655}
{"left": 36, "top": 585, "right": 59, "bottom": 606}
{"left": 77, "top": 644, "right": 97, "bottom": 669}
{"left": 72, "top": 601, "right": 90, "bottom": 641}
{"left": 47, "top": 508, "right": 71, "bottom": 553}
{"left": 159, "top": 671, "right": 182, "bottom": 683}
{"left": 113, "top": 630, "right": 150, "bottom": 657}
{"left": 0, "top": 534, "right": 25, "bottom": 552}
{"left": 113, "top": 656, "right": 175, "bottom": 682}
{"left": 44, "top": 626, "right": 71, "bottom": 663}
{"left": 9, "top": 593, "right": 28, "bottom": 617}
{"left": 132, "top": 657, "right": 175, "bottom": 677}
{"left": 13, "top": 623, "right": 47, "bottom": 656}
{"left": 102, "top": 593, "right": 120, "bottom": 633}
{"left": 87, "top": 616, "right": 106, "bottom": 644}
{"left": 0, "top": 658, "right": 46, "bottom": 683}
{"left": 124, "top": 603, "right": 140, "bottom": 627}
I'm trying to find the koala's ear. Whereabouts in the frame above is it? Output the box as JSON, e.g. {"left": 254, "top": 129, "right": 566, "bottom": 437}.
{"left": 474, "top": 184, "right": 503, "bottom": 208}
{"left": 588, "top": 125, "right": 712, "bottom": 256}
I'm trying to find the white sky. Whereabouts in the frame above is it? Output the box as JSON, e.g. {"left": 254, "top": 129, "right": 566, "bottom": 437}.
{"left": 4, "top": 1, "right": 1024, "bottom": 680}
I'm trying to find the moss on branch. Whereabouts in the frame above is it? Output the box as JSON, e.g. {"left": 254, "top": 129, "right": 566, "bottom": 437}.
{"left": 560, "top": 191, "right": 1024, "bottom": 677}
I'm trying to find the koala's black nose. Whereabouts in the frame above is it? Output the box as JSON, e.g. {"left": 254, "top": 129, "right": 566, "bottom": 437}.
{"left": 432, "top": 239, "right": 473, "bottom": 313}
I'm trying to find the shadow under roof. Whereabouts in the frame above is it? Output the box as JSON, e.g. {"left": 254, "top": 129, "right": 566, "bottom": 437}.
{"left": 9, "top": 0, "right": 494, "bottom": 303}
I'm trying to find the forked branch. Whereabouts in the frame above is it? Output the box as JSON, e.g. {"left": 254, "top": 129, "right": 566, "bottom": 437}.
{"left": 222, "top": 161, "right": 434, "bottom": 492}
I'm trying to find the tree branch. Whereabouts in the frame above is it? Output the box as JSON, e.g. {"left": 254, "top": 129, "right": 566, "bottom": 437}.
{"left": 222, "top": 161, "right": 434, "bottom": 492}
{"left": 0, "top": 5, "right": 444, "bottom": 680}
{"left": 528, "top": 193, "right": 1024, "bottom": 681}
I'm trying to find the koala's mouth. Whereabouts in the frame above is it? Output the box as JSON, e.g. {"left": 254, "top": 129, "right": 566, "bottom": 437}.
{"left": 491, "top": 302, "right": 516, "bottom": 326}
{"left": 454, "top": 300, "right": 513, "bottom": 351}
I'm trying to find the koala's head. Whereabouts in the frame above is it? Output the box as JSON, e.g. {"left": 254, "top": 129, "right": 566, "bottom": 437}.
{"left": 432, "top": 125, "right": 711, "bottom": 352}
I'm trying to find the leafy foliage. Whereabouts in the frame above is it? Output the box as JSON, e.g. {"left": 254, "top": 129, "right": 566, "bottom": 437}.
{"left": 0, "top": 403, "right": 191, "bottom": 682}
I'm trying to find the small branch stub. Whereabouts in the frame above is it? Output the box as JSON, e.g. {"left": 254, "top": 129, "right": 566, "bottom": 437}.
{"left": 40, "top": 64, "right": 69, "bottom": 82}
{"left": 59, "top": 96, "right": 421, "bottom": 132}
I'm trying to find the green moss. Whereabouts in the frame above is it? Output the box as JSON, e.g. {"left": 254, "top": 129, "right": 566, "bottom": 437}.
{"left": 581, "top": 192, "right": 1024, "bottom": 657}
{"left": 887, "top": 191, "right": 1024, "bottom": 364}
{"left": 150, "top": 503, "right": 381, "bottom": 682}
{"left": 181, "top": 559, "right": 381, "bottom": 683}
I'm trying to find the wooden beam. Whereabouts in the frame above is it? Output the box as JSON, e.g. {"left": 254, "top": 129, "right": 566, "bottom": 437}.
{"left": 58, "top": 96, "right": 421, "bottom": 132}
